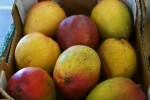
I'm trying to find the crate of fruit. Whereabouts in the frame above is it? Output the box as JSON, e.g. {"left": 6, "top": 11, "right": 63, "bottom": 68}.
{"left": 0, "top": 0, "right": 149, "bottom": 99}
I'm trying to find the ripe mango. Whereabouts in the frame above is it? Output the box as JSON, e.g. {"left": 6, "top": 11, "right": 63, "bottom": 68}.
{"left": 86, "top": 77, "right": 146, "bottom": 100}
{"left": 57, "top": 15, "right": 99, "bottom": 51}
{"left": 91, "top": 0, "right": 132, "bottom": 40}
{"left": 15, "top": 32, "right": 60, "bottom": 74}
{"left": 24, "top": 1, "right": 66, "bottom": 37}
{"left": 98, "top": 38, "right": 137, "bottom": 79}
{"left": 53, "top": 45, "right": 101, "bottom": 99}
{"left": 6, "top": 67, "right": 56, "bottom": 100}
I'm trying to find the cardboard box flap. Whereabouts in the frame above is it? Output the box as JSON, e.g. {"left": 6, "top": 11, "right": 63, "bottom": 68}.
{"left": 142, "top": 21, "right": 150, "bottom": 88}
{"left": 0, "top": 87, "right": 14, "bottom": 100}
{"left": 140, "top": 0, "right": 150, "bottom": 24}
{"left": 0, "top": 70, "right": 7, "bottom": 90}
{"left": 138, "top": 1, "right": 150, "bottom": 92}
{"left": 142, "top": 21, "right": 150, "bottom": 70}
{"left": 16, "top": 0, "right": 38, "bottom": 25}
{"left": 144, "top": 0, "right": 150, "bottom": 23}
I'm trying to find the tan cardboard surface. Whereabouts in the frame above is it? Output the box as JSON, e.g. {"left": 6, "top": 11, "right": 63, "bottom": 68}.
{"left": 0, "top": 70, "right": 7, "bottom": 90}
{"left": 142, "top": 21, "right": 150, "bottom": 94}
{"left": 0, "top": 87, "right": 14, "bottom": 100}
{"left": 145, "top": 0, "right": 150, "bottom": 22}
{"left": 143, "top": 21, "right": 150, "bottom": 69}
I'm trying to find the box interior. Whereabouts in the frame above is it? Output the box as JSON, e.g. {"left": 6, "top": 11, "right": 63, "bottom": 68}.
{"left": 0, "top": 0, "right": 149, "bottom": 99}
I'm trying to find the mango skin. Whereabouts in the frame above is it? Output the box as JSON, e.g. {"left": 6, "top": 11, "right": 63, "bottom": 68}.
{"left": 6, "top": 67, "right": 56, "bottom": 100}
{"left": 86, "top": 77, "right": 146, "bottom": 100}
{"left": 53, "top": 45, "right": 101, "bottom": 99}
{"left": 57, "top": 15, "right": 99, "bottom": 51}
{"left": 23, "top": 1, "right": 66, "bottom": 37}
{"left": 15, "top": 32, "right": 60, "bottom": 74}
{"left": 91, "top": 0, "right": 132, "bottom": 40}
{"left": 98, "top": 38, "right": 137, "bottom": 79}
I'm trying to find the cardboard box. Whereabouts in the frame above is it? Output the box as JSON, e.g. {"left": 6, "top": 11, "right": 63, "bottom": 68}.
{"left": 0, "top": 0, "right": 149, "bottom": 99}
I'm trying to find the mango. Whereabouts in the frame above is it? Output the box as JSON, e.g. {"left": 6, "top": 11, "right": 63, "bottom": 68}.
{"left": 98, "top": 38, "right": 137, "bottom": 79}
{"left": 86, "top": 77, "right": 146, "bottom": 100}
{"left": 53, "top": 45, "right": 101, "bottom": 99}
{"left": 6, "top": 67, "right": 56, "bottom": 100}
{"left": 91, "top": 0, "right": 132, "bottom": 40}
{"left": 57, "top": 15, "right": 99, "bottom": 51}
{"left": 23, "top": 1, "right": 66, "bottom": 37}
{"left": 15, "top": 32, "right": 60, "bottom": 74}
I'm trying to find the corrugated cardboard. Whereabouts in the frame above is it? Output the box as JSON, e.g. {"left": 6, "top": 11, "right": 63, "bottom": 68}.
{"left": 141, "top": 19, "right": 150, "bottom": 98}
{"left": 0, "top": 0, "right": 149, "bottom": 99}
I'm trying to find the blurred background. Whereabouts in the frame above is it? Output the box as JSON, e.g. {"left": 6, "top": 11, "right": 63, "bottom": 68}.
{"left": 0, "top": 0, "right": 14, "bottom": 46}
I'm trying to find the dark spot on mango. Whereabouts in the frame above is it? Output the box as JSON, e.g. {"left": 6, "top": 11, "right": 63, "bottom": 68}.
{"left": 124, "top": 68, "right": 128, "bottom": 71}
{"left": 64, "top": 77, "right": 70, "bottom": 84}
{"left": 118, "top": 37, "right": 125, "bottom": 40}
{"left": 121, "top": 41, "right": 124, "bottom": 44}
{"left": 16, "top": 92, "right": 22, "bottom": 100}
{"left": 17, "top": 86, "right": 22, "bottom": 92}
{"left": 25, "top": 82, "right": 28, "bottom": 85}
{"left": 27, "top": 60, "right": 31, "bottom": 65}
{"left": 16, "top": 86, "right": 22, "bottom": 99}
{"left": 117, "top": 37, "right": 125, "bottom": 44}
